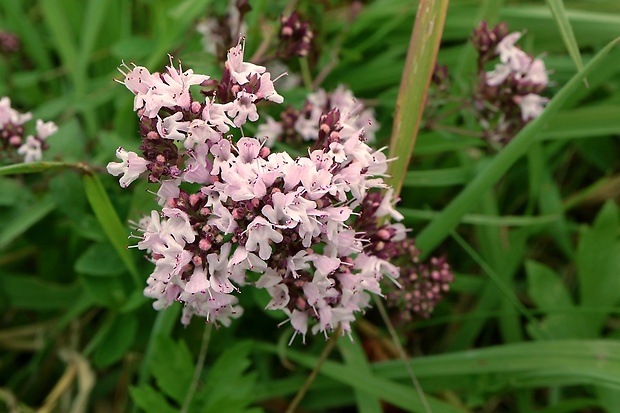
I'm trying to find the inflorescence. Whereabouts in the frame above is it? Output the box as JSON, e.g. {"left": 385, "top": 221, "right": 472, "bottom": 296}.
{"left": 0, "top": 97, "right": 57, "bottom": 163}
{"left": 107, "top": 40, "right": 432, "bottom": 342}
{"left": 257, "top": 84, "right": 378, "bottom": 148}
{"left": 472, "top": 21, "right": 550, "bottom": 144}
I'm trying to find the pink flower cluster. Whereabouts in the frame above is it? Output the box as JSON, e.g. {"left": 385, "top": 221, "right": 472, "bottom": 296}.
{"left": 471, "top": 22, "right": 550, "bottom": 144}
{"left": 0, "top": 97, "right": 57, "bottom": 163}
{"left": 108, "top": 42, "right": 403, "bottom": 341}
{"left": 258, "top": 84, "right": 378, "bottom": 147}
{"left": 485, "top": 31, "right": 549, "bottom": 121}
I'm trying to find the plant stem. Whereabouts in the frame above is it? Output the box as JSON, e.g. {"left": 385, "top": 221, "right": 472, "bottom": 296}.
{"left": 181, "top": 323, "right": 213, "bottom": 413}
{"left": 285, "top": 325, "right": 342, "bottom": 413}
{"left": 373, "top": 296, "right": 432, "bottom": 413}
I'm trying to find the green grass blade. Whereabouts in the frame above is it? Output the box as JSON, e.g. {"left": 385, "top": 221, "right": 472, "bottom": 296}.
{"left": 403, "top": 167, "right": 473, "bottom": 187}
{"left": 0, "top": 162, "right": 75, "bottom": 176}
{"left": 0, "top": 196, "right": 56, "bottom": 250}
{"left": 540, "top": 106, "right": 620, "bottom": 140}
{"left": 135, "top": 305, "right": 181, "bottom": 389}
{"left": 545, "top": 0, "right": 585, "bottom": 76}
{"left": 82, "top": 173, "right": 140, "bottom": 287}
{"left": 400, "top": 208, "right": 560, "bottom": 226}
{"left": 386, "top": 0, "right": 450, "bottom": 195}
{"left": 373, "top": 340, "right": 620, "bottom": 391}
{"left": 40, "top": 0, "right": 78, "bottom": 70}
{"left": 78, "top": 0, "right": 111, "bottom": 74}
{"left": 415, "top": 37, "right": 620, "bottom": 256}
{"left": 257, "top": 344, "right": 465, "bottom": 413}
{"left": 338, "top": 336, "right": 383, "bottom": 413}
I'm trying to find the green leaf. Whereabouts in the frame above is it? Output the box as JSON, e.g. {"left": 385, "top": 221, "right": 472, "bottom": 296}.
{"left": 596, "top": 386, "right": 620, "bottom": 413}
{"left": 400, "top": 208, "right": 560, "bottom": 227}
{"left": 269, "top": 344, "right": 463, "bottom": 413}
{"left": 0, "top": 196, "right": 56, "bottom": 250}
{"left": 540, "top": 106, "right": 620, "bottom": 140}
{"left": 0, "top": 273, "right": 83, "bottom": 311}
{"left": 76, "top": 0, "right": 111, "bottom": 80}
{"left": 49, "top": 171, "right": 87, "bottom": 221}
{"left": 201, "top": 341, "right": 259, "bottom": 413}
{"left": 0, "top": 177, "right": 23, "bottom": 206}
{"left": 526, "top": 260, "right": 573, "bottom": 311}
{"left": 338, "top": 336, "right": 383, "bottom": 413}
{"left": 74, "top": 242, "right": 126, "bottom": 277}
{"left": 402, "top": 167, "right": 473, "bottom": 187}
{"left": 536, "top": 399, "right": 603, "bottom": 413}
{"left": 92, "top": 312, "right": 138, "bottom": 367}
{"left": 80, "top": 275, "right": 127, "bottom": 308}
{"left": 82, "top": 173, "right": 141, "bottom": 286}
{"left": 137, "top": 304, "right": 181, "bottom": 386}
{"left": 40, "top": 0, "right": 78, "bottom": 70}
{"left": 577, "top": 201, "right": 620, "bottom": 307}
{"left": 575, "top": 201, "right": 620, "bottom": 336}
{"left": 386, "top": 0, "right": 450, "bottom": 195}
{"left": 150, "top": 335, "right": 194, "bottom": 404}
{"left": 0, "top": 161, "right": 73, "bottom": 176}
{"left": 525, "top": 260, "right": 584, "bottom": 340}
{"left": 537, "top": 157, "right": 573, "bottom": 258}
{"left": 130, "top": 385, "right": 178, "bottom": 413}
{"left": 372, "top": 340, "right": 620, "bottom": 391}
{"left": 0, "top": 2, "right": 53, "bottom": 70}
{"left": 111, "top": 36, "right": 155, "bottom": 60}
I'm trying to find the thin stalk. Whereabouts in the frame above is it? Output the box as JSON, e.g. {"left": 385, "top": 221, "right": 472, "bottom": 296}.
{"left": 373, "top": 296, "right": 432, "bottom": 413}
{"left": 285, "top": 325, "right": 342, "bottom": 413}
{"left": 299, "top": 56, "right": 313, "bottom": 91}
{"left": 181, "top": 323, "right": 213, "bottom": 413}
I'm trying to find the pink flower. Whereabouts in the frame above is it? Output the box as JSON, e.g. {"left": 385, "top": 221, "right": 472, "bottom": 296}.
{"left": 227, "top": 91, "right": 259, "bottom": 127}
{"left": 35, "top": 119, "right": 58, "bottom": 140}
{"left": 106, "top": 147, "right": 149, "bottom": 187}
{"left": 17, "top": 136, "right": 42, "bottom": 163}
{"left": 256, "top": 72, "right": 284, "bottom": 104}
{"left": 515, "top": 93, "right": 548, "bottom": 121}
{"left": 156, "top": 112, "right": 189, "bottom": 141}
{"left": 185, "top": 267, "right": 210, "bottom": 294}
{"left": 0, "top": 97, "right": 32, "bottom": 126}
{"left": 245, "top": 216, "right": 283, "bottom": 260}
{"left": 226, "top": 42, "right": 266, "bottom": 85}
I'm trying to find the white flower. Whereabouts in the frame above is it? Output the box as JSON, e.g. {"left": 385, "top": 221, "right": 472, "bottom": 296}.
{"left": 225, "top": 42, "right": 266, "bottom": 85}
{"left": 156, "top": 112, "right": 189, "bottom": 141}
{"left": 17, "top": 136, "right": 42, "bottom": 163}
{"left": 185, "top": 267, "right": 210, "bottom": 294}
{"left": 106, "top": 147, "right": 149, "bottom": 188}
{"left": 245, "top": 216, "right": 283, "bottom": 260}
{"left": 256, "top": 72, "right": 284, "bottom": 104}
{"left": 516, "top": 93, "right": 548, "bottom": 121}
{"left": 0, "top": 97, "right": 32, "bottom": 127}
{"left": 35, "top": 119, "right": 58, "bottom": 140}
{"left": 227, "top": 91, "right": 259, "bottom": 127}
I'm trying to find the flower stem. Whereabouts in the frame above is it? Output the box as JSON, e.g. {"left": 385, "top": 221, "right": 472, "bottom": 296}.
{"left": 373, "top": 296, "right": 432, "bottom": 413}
{"left": 285, "top": 324, "right": 342, "bottom": 413}
{"left": 181, "top": 322, "right": 213, "bottom": 413}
